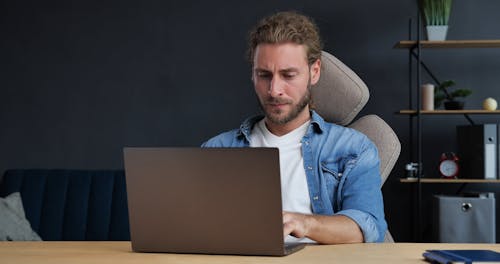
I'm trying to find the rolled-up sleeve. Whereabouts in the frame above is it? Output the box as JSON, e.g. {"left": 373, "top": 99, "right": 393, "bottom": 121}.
{"left": 336, "top": 209, "right": 381, "bottom": 242}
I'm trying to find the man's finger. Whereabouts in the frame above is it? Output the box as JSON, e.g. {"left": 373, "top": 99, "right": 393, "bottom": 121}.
{"left": 283, "top": 221, "right": 295, "bottom": 237}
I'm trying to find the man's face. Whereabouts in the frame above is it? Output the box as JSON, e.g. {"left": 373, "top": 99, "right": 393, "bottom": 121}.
{"left": 252, "top": 43, "right": 320, "bottom": 125}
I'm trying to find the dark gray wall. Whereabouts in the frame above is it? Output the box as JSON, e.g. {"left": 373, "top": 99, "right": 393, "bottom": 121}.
{"left": 2, "top": 0, "right": 500, "bottom": 242}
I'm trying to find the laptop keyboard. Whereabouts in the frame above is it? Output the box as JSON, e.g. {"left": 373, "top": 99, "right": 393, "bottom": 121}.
{"left": 284, "top": 242, "right": 306, "bottom": 255}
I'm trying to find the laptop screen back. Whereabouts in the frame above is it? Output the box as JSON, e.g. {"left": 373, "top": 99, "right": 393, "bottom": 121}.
{"left": 124, "top": 147, "right": 287, "bottom": 256}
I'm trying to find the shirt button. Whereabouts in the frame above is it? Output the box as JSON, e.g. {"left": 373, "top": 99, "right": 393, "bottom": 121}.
{"left": 313, "top": 196, "right": 319, "bottom": 200}
{"left": 307, "top": 166, "right": 313, "bottom": 170}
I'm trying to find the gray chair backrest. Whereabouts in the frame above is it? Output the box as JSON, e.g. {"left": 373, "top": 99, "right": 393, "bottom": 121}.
{"left": 311, "top": 51, "right": 401, "bottom": 242}
{"left": 311, "top": 51, "right": 369, "bottom": 126}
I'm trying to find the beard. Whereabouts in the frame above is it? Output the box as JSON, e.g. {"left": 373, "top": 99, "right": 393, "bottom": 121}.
{"left": 257, "top": 82, "right": 311, "bottom": 125}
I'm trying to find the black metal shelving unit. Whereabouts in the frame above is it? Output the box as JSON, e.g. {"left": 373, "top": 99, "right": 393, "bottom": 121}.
{"left": 394, "top": 11, "right": 500, "bottom": 242}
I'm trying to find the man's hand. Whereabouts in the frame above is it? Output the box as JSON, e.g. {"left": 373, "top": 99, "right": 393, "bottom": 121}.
{"left": 282, "top": 211, "right": 364, "bottom": 244}
{"left": 282, "top": 211, "right": 312, "bottom": 239}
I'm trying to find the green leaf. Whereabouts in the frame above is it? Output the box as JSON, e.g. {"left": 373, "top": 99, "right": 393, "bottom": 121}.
{"left": 450, "top": 89, "right": 472, "bottom": 98}
{"left": 421, "top": 0, "right": 453, "bottom": 26}
{"left": 438, "top": 80, "right": 455, "bottom": 90}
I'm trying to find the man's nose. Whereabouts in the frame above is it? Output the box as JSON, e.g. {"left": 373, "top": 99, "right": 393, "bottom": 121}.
{"left": 269, "top": 76, "right": 284, "bottom": 97}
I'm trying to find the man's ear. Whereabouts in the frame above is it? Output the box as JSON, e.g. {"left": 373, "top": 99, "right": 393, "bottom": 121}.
{"left": 250, "top": 66, "right": 256, "bottom": 83}
{"left": 310, "top": 59, "right": 321, "bottom": 85}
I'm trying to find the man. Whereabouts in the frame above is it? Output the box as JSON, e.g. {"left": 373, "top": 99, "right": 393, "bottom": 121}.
{"left": 202, "top": 11, "right": 387, "bottom": 244}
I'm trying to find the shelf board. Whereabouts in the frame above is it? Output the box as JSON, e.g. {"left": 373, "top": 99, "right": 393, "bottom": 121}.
{"left": 394, "top": 40, "right": 500, "bottom": 49}
{"left": 397, "top": 109, "right": 500, "bottom": 115}
{"left": 400, "top": 178, "right": 500, "bottom": 183}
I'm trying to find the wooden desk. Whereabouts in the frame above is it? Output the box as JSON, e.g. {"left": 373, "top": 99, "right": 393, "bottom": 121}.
{"left": 2, "top": 242, "right": 500, "bottom": 264}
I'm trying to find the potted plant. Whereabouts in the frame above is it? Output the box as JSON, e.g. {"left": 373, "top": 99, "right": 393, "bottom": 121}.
{"left": 420, "top": 0, "right": 453, "bottom": 41}
{"left": 434, "top": 80, "right": 472, "bottom": 110}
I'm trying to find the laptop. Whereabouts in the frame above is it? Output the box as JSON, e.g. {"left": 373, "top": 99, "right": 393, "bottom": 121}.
{"left": 123, "top": 147, "right": 305, "bottom": 256}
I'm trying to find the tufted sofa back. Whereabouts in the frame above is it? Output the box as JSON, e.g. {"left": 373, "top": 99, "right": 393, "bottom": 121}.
{"left": 0, "top": 169, "right": 130, "bottom": 241}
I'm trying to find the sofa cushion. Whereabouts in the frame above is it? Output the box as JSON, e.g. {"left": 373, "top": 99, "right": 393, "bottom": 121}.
{"left": 0, "top": 192, "right": 42, "bottom": 241}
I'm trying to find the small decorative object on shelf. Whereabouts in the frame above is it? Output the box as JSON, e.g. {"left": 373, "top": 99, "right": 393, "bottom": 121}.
{"left": 434, "top": 80, "right": 472, "bottom": 110}
{"left": 483, "top": 97, "right": 498, "bottom": 110}
{"left": 439, "top": 152, "right": 459, "bottom": 178}
{"left": 420, "top": 0, "right": 453, "bottom": 41}
{"left": 422, "top": 83, "right": 435, "bottom": 110}
{"left": 405, "top": 162, "right": 419, "bottom": 178}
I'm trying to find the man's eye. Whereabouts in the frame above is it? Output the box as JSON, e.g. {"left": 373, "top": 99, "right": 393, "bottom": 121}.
{"left": 283, "top": 73, "right": 296, "bottom": 79}
{"left": 257, "top": 73, "right": 272, "bottom": 79}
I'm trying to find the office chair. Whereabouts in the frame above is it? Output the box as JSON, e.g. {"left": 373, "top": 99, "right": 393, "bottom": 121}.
{"left": 311, "top": 51, "right": 401, "bottom": 242}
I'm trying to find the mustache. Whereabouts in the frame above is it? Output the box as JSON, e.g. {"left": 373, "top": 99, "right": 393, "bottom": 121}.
{"left": 264, "top": 97, "right": 293, "bottom": 105}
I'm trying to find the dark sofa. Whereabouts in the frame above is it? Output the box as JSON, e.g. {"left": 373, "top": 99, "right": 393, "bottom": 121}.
{"left": 0, "top": 169, "right": 130, "bottom": 241}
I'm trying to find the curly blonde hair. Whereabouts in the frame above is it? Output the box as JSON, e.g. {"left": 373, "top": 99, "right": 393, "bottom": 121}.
{"left": 247, "top": 11, "right": 323, "bottom": 66}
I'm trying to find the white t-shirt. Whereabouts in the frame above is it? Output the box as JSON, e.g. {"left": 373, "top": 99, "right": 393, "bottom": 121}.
{"left": 250, "top": 119, "right": 315, "bottom": 243}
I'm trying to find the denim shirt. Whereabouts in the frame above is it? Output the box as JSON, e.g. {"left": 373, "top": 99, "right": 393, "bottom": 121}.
{"left": 201, "top": 111, "right": 387, "bottom": 242}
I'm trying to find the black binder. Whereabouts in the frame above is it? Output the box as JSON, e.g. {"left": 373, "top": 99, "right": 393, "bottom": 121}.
{"left": 457, "top": 124, "right": 497, "bottom": 179}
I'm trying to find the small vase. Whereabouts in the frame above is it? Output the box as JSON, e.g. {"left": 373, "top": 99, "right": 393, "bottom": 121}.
{"left": 426, "top": 25, "right": 448, "bottom": 41}
{"left": 422, "top": 84, "right": 435, "bottom": 110}
{"left": 444, "top": 101, "right": 464, "bottom": 110}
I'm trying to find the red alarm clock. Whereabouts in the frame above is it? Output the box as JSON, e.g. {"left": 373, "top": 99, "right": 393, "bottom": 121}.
{"left": 439, "top": 152, "right": 459, "bottom": 178}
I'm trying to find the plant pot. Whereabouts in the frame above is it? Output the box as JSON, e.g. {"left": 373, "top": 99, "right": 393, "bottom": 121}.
{"left": 444, "top": 100, "right": 464, "bottom": 110}
{"left": 426, "top": 25, "right": 448, "bottom": 41}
